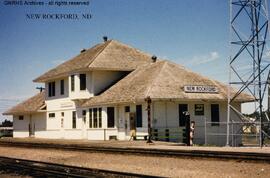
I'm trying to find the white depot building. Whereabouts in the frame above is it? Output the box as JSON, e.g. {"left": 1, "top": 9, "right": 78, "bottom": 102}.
{"left": 3, "top": 39, "right": 253, "bottom": 146}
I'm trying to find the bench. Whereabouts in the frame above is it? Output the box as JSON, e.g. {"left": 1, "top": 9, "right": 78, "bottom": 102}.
{"left": 133, "top": 135, "right": 148, "bottom": 140}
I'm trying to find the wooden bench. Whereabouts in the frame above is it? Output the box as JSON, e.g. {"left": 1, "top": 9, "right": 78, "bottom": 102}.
{"left": 134, "top": 135, "right": 148, "bottom": 140}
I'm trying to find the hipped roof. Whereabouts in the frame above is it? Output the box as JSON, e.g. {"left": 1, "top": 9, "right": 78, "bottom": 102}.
{"left": 5, "top": 40, "right": 254, "bottom": 115}
{"left": 3, "top": 92, "right": 45, "bottom": 115}
{"left": 33, "top": 40, "right": 153, "bottom": 82}
{"left": 80, "top": 60, "right": 254, "bottom": 107}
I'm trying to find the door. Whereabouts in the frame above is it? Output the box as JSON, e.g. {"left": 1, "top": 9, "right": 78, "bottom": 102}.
{"left": 107, "top": 107, "right": 115, "bottom": 128}
{"left": 124, "top": 112, "right": 129, "bottom": 137}
{"left": 211, "top": 104, "right": 219, "bottom": 126}
{"left": 179, "top": 104, "right": 188, "bottom": 127}
{"left": 129, "top": 112, "right": 136, "bottom": 137}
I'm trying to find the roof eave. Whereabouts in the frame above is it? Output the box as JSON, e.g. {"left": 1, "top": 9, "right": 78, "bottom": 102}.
{"left": 79, "top": 97, "right": 255, "bottom": 108}
{"left": 33, "top": 67, "right": 135, "bottom": 83}
{"left": 2, "top": 111, "right": 43, "bottom": 116}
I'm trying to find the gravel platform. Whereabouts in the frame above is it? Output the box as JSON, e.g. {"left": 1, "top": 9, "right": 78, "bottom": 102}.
{"left": 0, "top": 145, "right": 269, "bottom": 177}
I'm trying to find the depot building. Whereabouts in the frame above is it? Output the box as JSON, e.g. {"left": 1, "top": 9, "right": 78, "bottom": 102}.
{"left": 3, "top": 39, "right": 253, "bottom": 146}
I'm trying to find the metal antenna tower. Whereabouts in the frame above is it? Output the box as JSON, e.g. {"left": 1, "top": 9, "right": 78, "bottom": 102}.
{"left": 228, "top": 0, "right": 270, "bottom": 147}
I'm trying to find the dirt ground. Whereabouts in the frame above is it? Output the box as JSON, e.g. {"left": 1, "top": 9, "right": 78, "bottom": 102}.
{"left": 0, "top": 146, "right": 269, "bottom": 178}
{"left": 1, "top": 137, "right": 270, "bottom": 154}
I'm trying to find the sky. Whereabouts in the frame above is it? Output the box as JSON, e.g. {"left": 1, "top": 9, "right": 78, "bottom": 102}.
{"left": 0, "top": 0, "right": 269, "bottom": 122}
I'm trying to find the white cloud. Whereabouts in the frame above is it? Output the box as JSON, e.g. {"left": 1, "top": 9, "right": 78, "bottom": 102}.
{"left": 210, "top": 51, "right": 219, "bottom": 59}
{"left": 263, "top": 50, "right": 270, "bottom": 59}
{"left": 185, "top": 51, "right": 220, "bottom": 66}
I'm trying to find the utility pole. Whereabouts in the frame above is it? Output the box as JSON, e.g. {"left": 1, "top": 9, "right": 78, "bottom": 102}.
{"left": 36, "top": 87, "right": 45, "bottom": 93}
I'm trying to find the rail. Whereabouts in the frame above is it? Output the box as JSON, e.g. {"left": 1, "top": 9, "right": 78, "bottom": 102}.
{"left": 0, "top": 156, "right": 160, "bottom": 178}
{"left": 0, "top": 141, "right": 270, "bottom": 163}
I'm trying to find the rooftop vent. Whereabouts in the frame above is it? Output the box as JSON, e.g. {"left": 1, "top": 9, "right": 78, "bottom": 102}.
{"left": 151, "top": 55, "right": 157, "bottom": 63}
{"left": 80, "top": 49, "right": 86, "bottom": 53}
{"left": 103, "top": 36, "right": 108, "bottom": 42}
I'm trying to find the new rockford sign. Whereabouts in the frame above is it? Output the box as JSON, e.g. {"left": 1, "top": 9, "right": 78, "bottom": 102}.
{"left": 184, "top": 85, "right": 219, "bottom": 93}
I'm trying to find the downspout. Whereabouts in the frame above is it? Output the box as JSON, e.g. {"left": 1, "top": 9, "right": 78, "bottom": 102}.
{"left": 145, "top": 96, "right": 152, "bottom": 143}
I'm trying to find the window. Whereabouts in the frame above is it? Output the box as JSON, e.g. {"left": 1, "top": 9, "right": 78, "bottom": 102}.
{"left": 80, "top": 74, "right": 86, "bottom": 90}
{"left": 195, "top": 104, "right": 204, "bottom": 115}
{"left": 60, "top": 79, "right": 64, "bottom": 95}
{"left": 93, "top": 108, "right": 97, "bottom": 128}
{"left": 211, "top": 104, "right": 219, "bottom": 126}
{"left": 19, "top": 115, "right": 24, "bottom": 120}
{"left": 48, "top": 81, "right": 55, "bottom": 97}
{"left": 107, "top": 107, "right": 115, "bottom": 128}
{"left": 89, "top": 108, "right": 102, "bottom": 128}
{"left": 71, "top": 75, "right": 75, "bottom": 92}
{"left": 82, "top": 110, "right": 86, "bottom": 116}
{"left": 61, "top": 112, "right": 64, "bottom": 117}
{"left": 82, "top": 110, "right": 86, "bottom": 122}
{"left": 179, "top": 104, "right": 188, "bottom": 126}
{"left": 72, "top": 111, "right": 76, "bottom": 129}
{"left": 136, "top": 105, "right": 142, "bottom": 127}
{"left": 49, "top": 113, "right": 55, "bottom": 118}
{"left": 98, "top": 108, "right": 102, "bottom": 128}
{"left": 89, "top": 109, "right": 93, "bottom": 128}
{"left": 125, "top": 106, "right": 130, "bottom": 112}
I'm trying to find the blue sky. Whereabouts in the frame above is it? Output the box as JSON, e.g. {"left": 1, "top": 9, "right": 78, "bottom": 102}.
{"left": 0, "top": 0, "right": 268, "bottom": 122}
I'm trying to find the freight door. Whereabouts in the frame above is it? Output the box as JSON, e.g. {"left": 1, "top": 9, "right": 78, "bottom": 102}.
{"left": 179, "top": 104, "right": 188, "bottom": 127}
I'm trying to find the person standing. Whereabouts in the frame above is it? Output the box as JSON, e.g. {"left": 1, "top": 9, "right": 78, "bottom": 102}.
{"left": 190, "top": 121, "right": 195, "bottom": 146}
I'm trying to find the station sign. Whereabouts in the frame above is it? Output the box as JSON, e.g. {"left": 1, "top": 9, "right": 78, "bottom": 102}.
{"left": 60, "top": 102, "right": 73, "bottom": 108}
{"left": 184, "top": 85, "right": 219, "bottom": 93}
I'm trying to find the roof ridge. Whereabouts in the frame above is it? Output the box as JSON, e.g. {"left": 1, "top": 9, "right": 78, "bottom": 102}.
{"left": 86, "top": 40, "right": 112, "bottom": 68}
{"left": 111, "top": 40, "right": 152, "bottom": 57}
{"left": 145, "top": 61, "right": 167, "bottom": 97}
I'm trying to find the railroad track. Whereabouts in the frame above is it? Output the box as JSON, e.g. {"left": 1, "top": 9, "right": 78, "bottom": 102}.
{"left": 0, "top": 156, "right": 160, "bottom": 178}
{"left": 0, "top": 141, "right": 270, "bottom": 163}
